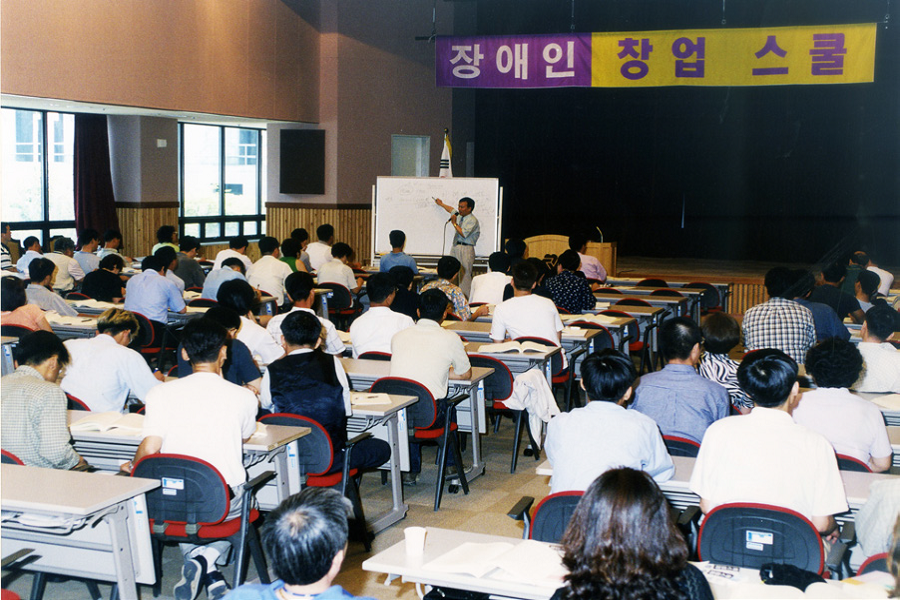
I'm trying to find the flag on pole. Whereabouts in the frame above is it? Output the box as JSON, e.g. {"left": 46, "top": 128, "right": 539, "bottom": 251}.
{"left": 439, "top": 128, "right": 452, "bottom": 178}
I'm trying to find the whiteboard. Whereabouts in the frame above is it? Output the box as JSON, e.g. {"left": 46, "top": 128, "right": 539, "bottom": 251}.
{"left": 373, "top": 177, "right": 502, "bottom": 258}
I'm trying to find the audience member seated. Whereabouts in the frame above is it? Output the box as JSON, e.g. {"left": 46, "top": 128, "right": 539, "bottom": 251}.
{"left": 177, "top": 306, "right": 263, "bottom": 395}
{"left": 212, "top": 235, "right": 253, "bottom": 271}
{"left": 261, "top": 310, "right": 390, "bottom": 471}
{"left": 491, "top": 261, "right": 562, "bottom": 344}
{"left": 742, "top": 267, "right": 816, "bottom": 364}
{"left": 545, "top": 350, "right": 673, "bottom": 494}
{"left": 569, "top": 233, "right": 607, "bottom": 285}
{"left": 349, "top": 273, "right": 414, "bottom": 358}
{"left": 98, "top": 229, "right": 130, "bottom": 260}
{"left": 698, "top": 312, "right": 753, "bottom": 414}
{"left": 502, "top": 257, "right": 555, "bottom": 303}
{"left": 278, "top": 238, "right": 305, "bottom": 274}
{"left": 74, "top": 228, "right": 101, "bottom": 274}
{"left": 25, "top": 258, "right": 78, "bottom": 316}
{"left": 1, "top": 277, "right": 51, "bottom": 331}
{"left": 202, "top": 257, "right": 247, "bottom": 300}
{"left": 174, "top": 236, "right": 207, "bottom": 289}
{"left": 390, "top": 289, "right": 471, "bottom": 485}
{"left": 809, "top": 262, "right": 866, "bottom": 323}
{"left": 217, "top": 279, "right": 285, "bottom": 366}
{"left": 156, "top": 245, "right": 186, "bottom": 294}
{"left": 379, "top": 229, "right": 418, "bottom": 274}
{"left": 45, "top": 236, "right": 85, "bottom": 293}
{"left": 123, "top": 319, "right": 258, "bottom": 600}
{"left": 551, "top": 468, "right": 712, "bottom": 600}
{"left": 689, "top": 349, "right": 848, "bottom": 542}
{"left": 317, "top": 242, "right": 364, "bottom": 295}
{"left": 266, "top": 271, "right": 345, "bottom": 356}
{"left": 150, "top": 224, "right": 179, "bottom": 255}
{"left": 307, "top": 224, "right": 335, "bottom": 272}
{"left": 793, "top": 338, "right": 891, "bottom": 472}
{"left": 1, "top": 222, "right": 17, "bottom": 272}
{"left": 855, "top": 269, "right": 882, "bottom": 313}
{"left": 852, "top": 251, "right": 894, "bottom": 296}
{"left": 247, "top": 236, "right": 292, "bottom": 305}
{"left": 15, "top": 236, "right": 42, "bottom": 275}
{"left": 545, "top": 249, "right": 595, "bottom": 314}
{"left": 631, "top": 317, "right": 729, "bottom": 443}
{"left": 469, "top": 251, "right": 511, "bottom": 306}
{"left": 790, "top": 269, "right": 850, "bottom": 343}
{"left": 853, "top": 304, "right": 900, "bottom": 393}
{"left": 227, "top": 488, "right": 377, "bottom": 600}
{"left": 81, "top": 254, "right": 127, "bottom": 302}
{"left": 61, "top": 308, "right": 163, "bottom": 412}
{"left": 855, "top": 481, "right": 900, "bottom": 561}
{"left": 1, "top": 330, "right": 88, "bottom": 470}
{"left": 421, "top": 256, "right": 489, "bottom": 321}
{"left": 124, "top": 255, "right": 186, "bottom": 327}
{"left": 387, "top": 266, "right": 420, "bottom": 322}
{"left": 504, "top": 238, "right": 527, "bottom": 268}
{"left": 291, "top": 228, "right": 314, "bottom": 272}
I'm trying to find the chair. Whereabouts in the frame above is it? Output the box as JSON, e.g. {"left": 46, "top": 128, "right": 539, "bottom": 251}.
{"left": 370, "top": 377, "right": 469, "bottom": 511}
{"left": 65, "top": 291, "right": 90, "bottom": 300}
{"left": 857, "top": 552, "right": 888, "bottom": 575}
{"left": 836, "top": 454, "right": 872, "bottom": 472}
{"left": 663, "top": 435, "right": 701, "bottom": 457}
{"left": 132, "top": 454, "right": 273, "bottom": 594}
{"left": 65, "top": 393, "right": 91, "bottom": 411}
{"left": 599, "top": 287, "right": 622, "bottom": 294}
{"left": 555, "top": 305, "right": 571, "bottom": 314}
{"left": 685, "top": 282, "right": 724, "bottom": 314}
{"left": 568, "top": 322, "right": 615, "bottom": 351}
{"left": 317, "top": 283, "right": 359, "bottom": 330}
{"left": 638, "top": 278, "right": 668, "bottom": 288}
{"left": 1, "top": 449, "right": 24, "bottom": 465}
{"left": 507, "top": 491, "right": 583, "bottom": 542}
{"left": 187, "top": 298, "right": 218, "bottom": 308}
{"left": 0, "top": 324, "right": 34, "bottom": 338}
{"left": 513, "top": 336, "right": 573, "bottom": 411}
{"left": 358, "top": 351, "right": 392, "bottom": 361}
{"left": 129, "top": 312, "right": 176, "bottom": 371}
{"left": 470, "top": 355, "right": 538, "bottom": 473}
{"left": 697, "top": 503, "right": 852, "bottom": 578}
{"left": 650, "top": 288, "right": 686, "bottom": 298}
{"left": 258, "top": 413, "right": 373, "bottom": 551}
{"left": 185, "top": 286, "right": 204, "bottom": 293}
{"left": 614, "top": 297, "right": 653, "bottom": 308}
{"left": 601, "top": 308, "right": 654, "bottom": 373}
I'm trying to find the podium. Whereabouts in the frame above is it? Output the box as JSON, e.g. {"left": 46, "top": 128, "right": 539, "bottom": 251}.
{"left": 523, "top": 235, "right": 616, "bottom": 277}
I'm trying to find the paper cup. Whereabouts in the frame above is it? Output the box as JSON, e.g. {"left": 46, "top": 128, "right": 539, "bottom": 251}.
{"left": 404, "top": 526, "right": 427, "bottom": 556}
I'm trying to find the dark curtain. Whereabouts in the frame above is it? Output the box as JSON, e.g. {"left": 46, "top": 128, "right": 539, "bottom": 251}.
{"left": 74, "top": 113, "right": 119, "bottom": 234}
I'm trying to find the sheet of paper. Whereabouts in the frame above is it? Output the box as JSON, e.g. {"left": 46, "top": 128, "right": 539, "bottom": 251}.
{"left": 423, "top": 542, "right": 515, "bottom": 578}
{"left": 489, "top": 540, "right": 566, "bottom": 587}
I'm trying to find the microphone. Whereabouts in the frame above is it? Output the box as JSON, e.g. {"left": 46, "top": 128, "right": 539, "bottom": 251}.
{"left": 596, "top": 227, "right": 604, "bottom": 243}
{"left": 448, "top": 210, "right": 459, "bottom": 223}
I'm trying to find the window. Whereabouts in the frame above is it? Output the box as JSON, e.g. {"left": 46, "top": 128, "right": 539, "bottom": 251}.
{"left": 180, "top": 123, "right": 265, "bottom": 243}
{"left": 391, "top": 135, "right": 430, "bottom": 176}
{"left": 1, "top": 108, "right": 75, "bottom": 245}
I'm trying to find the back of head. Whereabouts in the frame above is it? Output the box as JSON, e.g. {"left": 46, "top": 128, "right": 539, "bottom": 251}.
{"left": 104, "top": 229, "right": 122, "bottom": 244}
{"left": 203, "top": 306, "right": 242, "bottom": 332}
{"left": 99, "top": 254, "right": 125, "bottom": 271}
{"left": 437, "top": 255, "right": 461, "bottom": 280}
{"left": 504, "top": 238, "right": 526, "bottom": 259}
{"left": 316, "top": 224, "right": 334, "bottom": 242}
{"left": 419, "top": 289, "right": 449, "bottom": 321}
{"left": 511, "top": 261, "right": 538, "bottom": 291}
{"left": 15, "top": 330, "right": 69, "bottom": 368}
{"left": 179, "top": 235, "right": 201, "bottom": 254}
{"left": 526, "top": 257, "right": 550, "bottom": 283}
{"left": 805, "top": 338, "right": 863, "bottom": 389}
{"left": 764, "top": 267, "right": 793, "bottom": 298}
{"left": 790, "top": 269, "right": 816, "bottom": 299}
{"left": 262, "top": 488, "right": 350, "bottom": 587}
{"left": 23, "top": 236, "right": 40, "bottom": 250}
{"left": 330, "top": 242, "right": 352, "bottom": 259}
{"left": 221, "top": 257, "right": 246, "bottom": 274}
{"left": 659, "top": 317, "right": 702, "bottom": 362}
{"left": 154, "top": 245, "right": 177, "bottom": 266}
{"left": 281, "top": 238, "right": 300, "bottom": 259}
{"left": 822, "top": 262, "right": 846, "bottom": 284}
{"left": 181, "top": 318, "right": 228, "bottom": 365}
{"left": 77, "top": 228, "right": 100, "bottom": 247}
{"left": 156, "top": 225, "right": 176, "bottom": 244}
{"left": 857, "top": 270, "right": 880, "bottom": 297}
{"left": 568, "top": 233, "right": 587, "bottom": 252}
{"left": 389, "top": 229, "right": 406, "bottom": 249}
{"left": 864, "top": 305, "right": 898, "bottom": 342}
{"left": 558, "top": 249, "right": 581, "bottom": 272}
{"left": 291, "top": 228, "right": 309, "bottom": 244}
{"left": 30, "top": 257, "right": 56, "bottom": 282}
{"left": 229, "top": 235, "right": 249, "bottom": 251}
{"left": 1, "top": 277, "right": 27, "bottom": 311}
{"left": 285, "top": 271, "right": 315, "bottom": 304}
{"left": 366, "top": 272, "right": 397, "bottom": 304}
{"left": 488, "top": 251, "right": 511, "bottom": 274}
{"left": 701, "top": 312, "right": 741, "bottom": 355}
{"left": 258, "top": 236, "right": 280, "bottom": 256}
{"left": 851, "top": 251, "right": 870, "bottom": 267}
{"left": 737, "top": 349, "right": 798, "bottom": 408}
{"left": 388, "top": 265, "right": 415, "bottom": 289}
{"left": 281, "top": 310, "right": 323, "bottom": 347}
{"left": 141, "top": 255, "right": 165, "bottom": 273}
{"left": 580, "top": 349, "right": 636, "bottom": 402}
{"left": 216, "top": 279, "right": 257, "bottom": 315}
{"left": 54, "top": 237, "right": 75, "bottom": 253}
{"left": 97, "top": 308, "right": 139, "bottom": 337}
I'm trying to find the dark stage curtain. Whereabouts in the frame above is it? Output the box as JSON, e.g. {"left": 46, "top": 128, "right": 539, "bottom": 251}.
{"left": 74, "top": 113, "right": 119, "bottom": 234}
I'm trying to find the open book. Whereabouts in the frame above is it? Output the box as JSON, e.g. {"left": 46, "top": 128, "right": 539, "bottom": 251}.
{"left": 70, "top": 411, "right": 144, "bottom": 434}
{"left": 424, "top": 540, "right": 566, "bottom": 586}
{"left": 559, "top": 313, "right": 619, "bottom": 325}
{"left": 475, "top": 341, "right": 550, "bottom": 354}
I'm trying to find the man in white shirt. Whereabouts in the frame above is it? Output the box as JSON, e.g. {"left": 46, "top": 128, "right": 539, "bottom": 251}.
{"left": 853, "top": 305, "right": 900, "bottom": 393}
{"left": 317, "top": 242, "right": 363, "bottom": 295}
{"left": 74, "top": 229, "right": 101, "bottom": 274}
{"left": 216, "top": 278, "right": 285, "bottom": 366}
{"left": 211, "top": 236, "right": 253, "bottom": 271}
{"left": 247, "top": 236, "right": 292, "bottom": 305}
{"left": 45, "top": 237, "right": 85, "bottom": 293}
{"left": 469, "top": 252, "right": 512, "bottom": 306}
{"left": 124, "top": 319, "right": 257, "bottom": 600}
{"left": 491, "top": 261, "right": 563, "bottom": 344}
{"left": 350, "top": 273, "right": 414, "bottom": 358}
{"left": 306, "top": 224, "right": 335, "bottom": 272}
{"left": 61, "top": 308, "right": 163, "bottom": 412}
{"left": 852, "top": 251, "right": 895, "bottom": 296}
{"left": 266, "top": 271, "right": 345, "bottom": 356}
{"left": 569, "top": 233, "right": 607, "bottom": 284}
{"left": 689, "top": 349, "right": 848, "bottom": 542}
{"left": 16, "top": 236, "right": 43, "bottom": 275}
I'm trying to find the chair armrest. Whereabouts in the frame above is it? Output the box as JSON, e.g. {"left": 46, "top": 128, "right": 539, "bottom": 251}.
{"left": 346, "top": 432, "right": 372, "bottom": 449}
{"left": 243, "top": 470, "right": 276, "bottom": 495}
{"left": 443, "top": 392, "right": 469, "bottom": 408}
{"left": 838, "top": 520, "right": 856, "bottom": 545}
{"left": 677, "top": 505, "right": 702, "bottom": 528}
{"left": 507, "top": 496, "right": 535, "bottom": 521}
{"left": 824, "top": 540, "right": 849, "bottom": 579}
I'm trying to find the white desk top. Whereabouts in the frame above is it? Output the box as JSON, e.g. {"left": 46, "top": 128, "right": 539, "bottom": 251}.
{"left": 349, "top": 393, "right": 418, "bottom": 417}
{"left": 339, "top": 357, "right": 494, "bottom": 387}
{"left": 1, "top": 464, "right": 159, "bottom": 516}
{"left": 593, "top": 293, "right": 687, "bottom": 306}
{"left": 443, "top": 320, "right": 617, "bottom": 341}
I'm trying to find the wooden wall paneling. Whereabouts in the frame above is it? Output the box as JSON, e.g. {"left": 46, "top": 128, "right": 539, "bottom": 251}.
{"left": 116, "top": 205, "right": 178, "bottom": 257}
{"left": 266, "top": 205, "right": 372, "bottom": 265}
{"left": 731, "top": 283, "right": 767, "bottom": 315}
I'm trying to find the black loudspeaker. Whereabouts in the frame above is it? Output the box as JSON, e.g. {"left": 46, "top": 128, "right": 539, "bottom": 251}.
{"left": 280, "top": 129, "right": 325, "bottom": 194}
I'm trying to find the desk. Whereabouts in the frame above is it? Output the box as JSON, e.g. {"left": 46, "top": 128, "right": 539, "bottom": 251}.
{"left": 607, "top": 286, "right": 706, "bottom": 321}
{"left": 66, "top": 298, "right": 206, "bottom": 326}
{"left": 583, "top": 303, "right": 666, "bottom": 356}
{"left": 340, "top": 358, "right": 494, "bottom": 480}
{"left": 890, "top": 426, "right": 900, "bottom": 468}
{"left": 1, "top": 464, "right": 159, "bottom": 600}
{"left": 607, "top": 279, "right": 732, "bottom": 313}
{"left": 314, "top": 287, "right": 334, "bottom": 319}
{"left": 594, "top": 292, "right": 688, "bottom": 320}
{"left": 45, "top": 313, "right": 99, "bottom": 339}
{"left": 465, "top": 341, "right": 558, "bottom": 388}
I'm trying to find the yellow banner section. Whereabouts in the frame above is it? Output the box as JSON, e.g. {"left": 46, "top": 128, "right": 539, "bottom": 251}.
{"left": 591, "top": 24, "right": 876, "bottom": 87}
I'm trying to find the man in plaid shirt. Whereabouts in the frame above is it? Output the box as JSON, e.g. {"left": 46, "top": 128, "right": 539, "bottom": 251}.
{"left": 742, "top": 267, "right": 816, "bottom": 364}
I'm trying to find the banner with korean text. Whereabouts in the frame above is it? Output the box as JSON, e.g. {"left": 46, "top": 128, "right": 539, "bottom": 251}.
{"left": 435, "top": 24, "right": 876, "bottom": 88}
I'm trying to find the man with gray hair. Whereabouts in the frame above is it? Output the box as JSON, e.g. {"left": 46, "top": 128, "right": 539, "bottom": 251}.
{"left": 45, "top": 236, "right": 84, "bottom": 292}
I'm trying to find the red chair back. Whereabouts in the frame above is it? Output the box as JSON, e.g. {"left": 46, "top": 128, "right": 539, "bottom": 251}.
{"left": 371, "top": 377, "right": 438, "bottom": 431}
{"left": 132, "top": 454, "right": 231, "bottom": 527}
{"left": 650, "top": 288, "right": 685, "bottom": 298}
{"left": 614, "top": 298, "right": 653, "bottom": 308}
{"left": 468, "top": 355, "right": 514, "bottom": 403}
{"left": 513, "top": 336, "right": 564, "bottom": 377}
{"left": 637, "top": 278, "right": 668, "bottom": 287}
{"left": 599, "top": 310, "right": 642, "bottom": 351}
{"left": 259, "top": 414, "right": 335, "bottom": 477}
{"left": 1, "top": 449, "right": 25, "bottom": 465}
{"left": 568, "top": 322, "right": 615, "bottom": 350}
{"left": 835, "top": 453, "right": 872, "bottom": 472}
{"left": 685, "top": 282, "right": 722, "bottom": 311}
{"left": 317, "top": 283, "right": 353, "bottom": 311}
{"left": 0, "top": 324, "right": 35, "bottom": 338}
{"left": 530, "top": 491, "right": 583, "bottom": 542}
{"left": 663, "top": 435, "right": 701, "bottom": 457}
{"left": 65, "top": 291, "right": 91, "bottom": 300}
{"left": 358, "top": 351, "right": 392, "bottom": 361}
{"left": 599, "top": 287, "right": 623, "bottom": 294}
{"left": 857, "top": 552, "right": 888, "bottom": 575}
{"left": 66, "top": 393, "right": 91, "bottom": 411}
{"left": 188, "top": 298, "right": 218, "bottom": 308}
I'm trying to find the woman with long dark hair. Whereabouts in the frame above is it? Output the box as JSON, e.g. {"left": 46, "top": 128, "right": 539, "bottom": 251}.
{"left": 552, "top": 468, "right": 712, "bottom": 600}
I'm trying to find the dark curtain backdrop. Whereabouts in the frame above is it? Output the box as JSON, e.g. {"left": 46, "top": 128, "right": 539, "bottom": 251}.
{"left": 467, "top": 0, "right": 899, "bottom": 265}
{"left": 74, "top": 113, "right": 119, "bottom": 235}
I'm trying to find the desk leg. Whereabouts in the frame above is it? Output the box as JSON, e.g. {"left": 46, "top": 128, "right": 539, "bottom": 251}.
{"left": 107, "top": 502, "right": 139, "bottom": 600}
{"left": 366, "top": 413, "right": 409, "bottom": 533}
{"left": 319, "top": 295, "right": 330, "bottom": 319}
{"left": 468, "top": 383, "right": 485, "bottom": 479}
{"left": 271, "top": 447, "right": 292, "bottom": 503}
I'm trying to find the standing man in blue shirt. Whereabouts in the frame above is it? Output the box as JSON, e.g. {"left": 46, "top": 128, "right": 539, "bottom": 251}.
{"left": 435, "top": 196, "right": 479, "bottom": 297}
